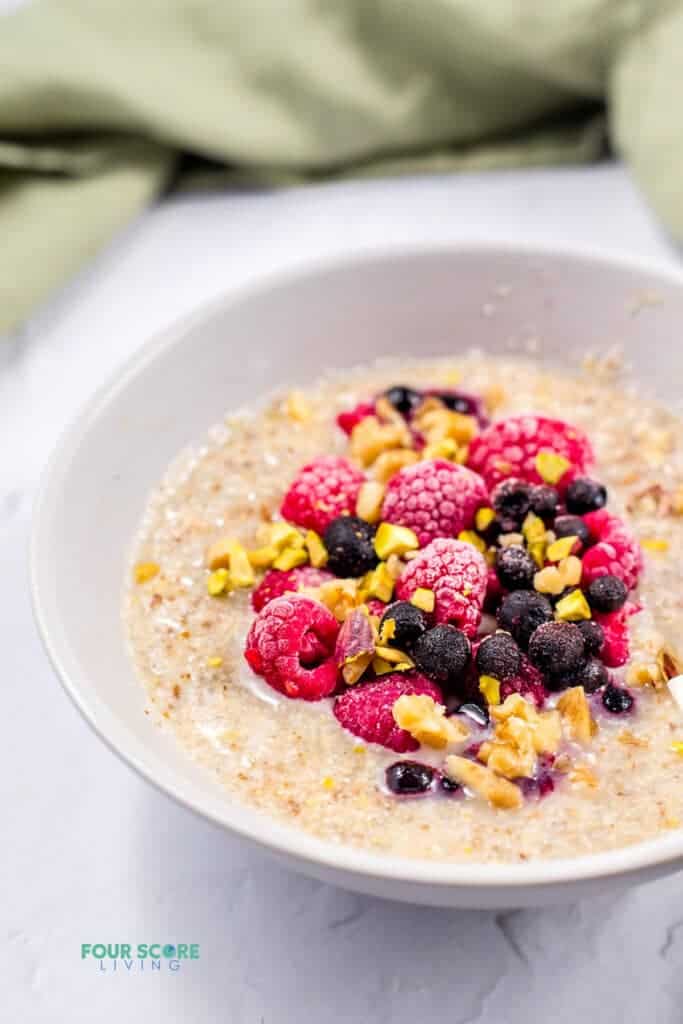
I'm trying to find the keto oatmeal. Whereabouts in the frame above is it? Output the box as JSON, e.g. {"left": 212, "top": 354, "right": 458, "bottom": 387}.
{"left": 125, "top": 354, "right": 683, "bottom": 863}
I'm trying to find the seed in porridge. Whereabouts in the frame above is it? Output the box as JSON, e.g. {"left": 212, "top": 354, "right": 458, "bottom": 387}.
{"left": 528, "top": 621, "right": 585, "bottom": 678}
{"left": 554, "top": 514, "right": 591, "bottom": 548}
{"left": 457, "top": 702, "right": 490, "bottom": 727}
{"left": 281, "top": 455, "right": 365, "bottom": 534}
{"left": 134, "top": 561, "right": 160, "bottom": 584}
{"left": 535, "top": 450, "right": 570, "bottom": 486}
{"left": 565, "top": 477, "right": 608, "bottom": 515}
{"left": 576, "top": 619, "right": 605, "bottom": 656}
{"left": 476, "top": 632, "right": 521, "bottom": 681}
{"left": 585, "top": 575, "right": 628, "bottom": 613}
{"left": 496, "top": 546, "right": 536, "bottom": 591}
{"left": 383, "top": 385, "right": 422, "bottom": 416}
{"left": 491, "top": 478, "right": 532, "bottom": 531}
{"left": 529, "top": 484, "right": 560, "bottom": 521}
{"left": 385, "top": 760, "right": 435, "bottom": 795}
{"left": 602, "top": 683, "right": 635, "bottom": 715}
{"left": 412, "top": 625, "right": 471, "bottom": 691}
{"left": 374, "top": 522, "right": 419, "bottom": 561}
{"left": 409, "top": 588, "right": 435, "bottom": 613}
{"left": 206, "top": 656, "right": 223, "bottom": 668}
{"left": 554, "top": 589, "right": 592, "bottom": 622}
{"left": 322, "top": 516, "right": 378, "bottom": 577}
{"left": 497, "top": 590, "right": 553, "bottom": 650}
{"left": 378, "top": 601, "right": 428, "bottom": 650}
{"left": 640, "top": 537, "right": 669, "bottom": 553}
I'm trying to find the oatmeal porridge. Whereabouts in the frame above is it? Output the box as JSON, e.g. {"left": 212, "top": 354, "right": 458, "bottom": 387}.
{"left": 124, "top": 354, "right": 683, "bottom": 863}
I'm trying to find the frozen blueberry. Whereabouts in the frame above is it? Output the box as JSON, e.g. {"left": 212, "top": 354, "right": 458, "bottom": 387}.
{"left": 323, "top": 516, "right": 378, "bottom": 577}
{"left": 496, "top": 545, "right": 537, "bottom": 591}
{"left": 576, "top": 619, "right": 605, "bottom": 656}
{"left": 457, "top": 702, "right": 490, "bottom": 728}
{"left": 528, "top": 621, "right": 586, "bottom": 677}
{"left": 384, "top": 386, "right": 422, "bottom": 416}
{"left": 553, "top": 514, "right": 592, "bottom": 549}
{"left": 497, "top": 590, "right": 554, "bottom": 650}
{"left": 565, "top": 477, "right": 608, "bottom": 515}
{"left": 602, "top": 683, "right": 634, "bottom": 714}
{"left": 492, "top": 478, "right": 532, "bottom": 531}
{"left": 586, "top": 575, "right": 628, "bottom": 613}
{"left": 476, "top": 631, "right": 522, "bottom": 680}
{"left": 581, "top": 657, "right": 609, "bottom": 693}
{"left": 438, "top": 772, "right": 461, "bottom": 795}
{"left": 412, "top": 625, "right": 471, "bottom": 691}
{"left": 529, "top": 484, "right": 560, "bottom": 521}
{"left": 379, "top": 601, "right": 428, "bottom": 651}
{"left": 386, "top": 761, "right": 435, "bottom": 795}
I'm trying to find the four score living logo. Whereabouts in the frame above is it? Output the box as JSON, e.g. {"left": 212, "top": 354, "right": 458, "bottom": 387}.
{"left": 81, "top": 942, "right": 200, "bottom": 972}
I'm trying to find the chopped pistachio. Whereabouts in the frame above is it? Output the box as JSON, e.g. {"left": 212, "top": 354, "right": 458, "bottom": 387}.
{"left": 134, "top": 561, "right": 160, "bottom": 584}
{"left": 272, "top": 546, "right": 308, "bottom": 572}
{"left": 207, "top": 568, "right": 230, "bottom": 596}
{"left": 248, "top": 545, "right": 278, "bottom": 569}
{"left": 475, "top": 507, "right": 496, "bottom": 532}
{"left": 375, "top": 645, "right": 415, "bottom": 669}
{"left": 361, "top": 562, "right": 395, "bottom": 603}
{"left": 374, "top": 522, "right": 419, "bottom": 560}
{"left": 378, "top": 617, "right": 396, "bottom": 644}
{"left": 372, "top": 655, "right": 397, "bottom": 676}
{"left": 206, "top": 656, "right": 223, "bottom": 668}
{"left": 479, "top": 675, "right": 501, "bottom": 706}
{"left": 641, "top": 537, "right": 669, "bottom": 553}
{"left": 285, "top": 391, "right": 312, "bottom": 422}
{"left": 546, "top": 535, "right": 579, "bottom": 562}
{"left": 410, "top": 588, "right": 435, "bottom": 613}
{"left": 458, "top": 529, "right": 487, "bottom": 553}
{"left": 555, "top": 589, "right": 592, "bottom": 621}
{"left": 422, "top": 438, "right": 460, "bottom": 461}
{"left": 355, "top": 480, "right": 386, "bottom": 524}
{"left": 535, "top": 450, "right": 570, "bottom": 485}
{"left": 534, "top": 565, "right": 564, "bottom": 595}
{"left": 304, "top": 530, "right": 328, "bottom": 568}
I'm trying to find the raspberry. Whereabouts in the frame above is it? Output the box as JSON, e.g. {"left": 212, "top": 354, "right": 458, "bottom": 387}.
{"left": 592, "top": 605, "right": 637, "bottom": 668}
{"left": 467, "top": 415, "right": 594, "bottom": 493}
{"left": 381, "top": 460, "right": 488, "bottom": 547}
{"left": 581, "top": 509, "right": 643, "bottom": 592}
{"left": 280, "top": 455, "right": 365, "bottom": 534}
{"left": 333, "top": 673, "right": 443, "bottom": 752}
{"left": 337, "top": 402, "right": 375, "bottom": 436}
{"left": 251, "top": 566, "right": 334, "bottom": 612}
{"left": 395, "top": 538, "right": 487, "bottom": 637}
{"left": 499, "top": 655, "right": 548, "bottom": 707}
{"left": 244, "top": 595, "right": 340, "bottom": 700}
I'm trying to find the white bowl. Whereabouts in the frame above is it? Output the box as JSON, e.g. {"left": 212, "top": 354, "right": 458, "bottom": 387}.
{"left": 31, "top": 244, "right": 683, "bottom": 908}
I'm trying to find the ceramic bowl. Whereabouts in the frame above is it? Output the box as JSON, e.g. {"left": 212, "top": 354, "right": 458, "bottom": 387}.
{"left": 31, "top": 244, "right": 683, "bottom": 908}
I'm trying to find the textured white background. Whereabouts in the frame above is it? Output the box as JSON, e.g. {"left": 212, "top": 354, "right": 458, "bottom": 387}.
{"left": 3, "top": 165, "right": 683, "bottom": 1022}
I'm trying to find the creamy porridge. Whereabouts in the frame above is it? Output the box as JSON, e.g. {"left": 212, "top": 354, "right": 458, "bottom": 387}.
{"left": 124, "top": 354, "right": 683, "bottom": 863}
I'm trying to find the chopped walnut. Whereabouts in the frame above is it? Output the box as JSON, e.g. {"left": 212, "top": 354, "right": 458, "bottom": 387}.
{"left": 557, "top": 687, "right": 597, "bottom": 744}
{"left": 392, "top": 695, "right": 468, "bottom": 749}
{"left": 444, "top": 755, "right": 523, "bottom": 810}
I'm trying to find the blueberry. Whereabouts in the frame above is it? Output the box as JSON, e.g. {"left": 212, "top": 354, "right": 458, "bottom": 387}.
{"left": 586, "top": 575, "right": 628, "bottom": 613}
{"left": 553, "top": 514, "right": 592, "bottom": 549}
{"left": 602, "top": 683, "right": 634, "bottom": 714}
{"left": 495, "top": 546, "right": 537, "bottom": 591}
{"left": 496, "top": 590, "right": 554, "bottom": 650}
{"left": 379, "top": 601, "right": 428, "bottom": 651}
{"left": 386, "top": 761, "right": 435, "bottom": 795}
{"left": 492, "top": 478, "right": 532, "bottom": 531}
{"left": 439, "top": 772, "right": 461, "bottom": 795}
{"left": 565, "top": 477, "right": 608, "bottom": 515}
{"left": 529, "top": 484, "right": 559, "bottom": 521}
{"left": 323, "top": 516, "right": 378, "bottom": 577}
{"left": 528, "top": 621, "right": 586, "bottom": 677}
{"left": 457, "top": 702, "right": 490, "bottom": 727}
{"left": 576, "top": 619, "right": 605, "bottom": 656}
{"left": 384, "top": 386, "right": 422, "bottom": 416}
{"left": 581, "top": 657, "right": 609, "bottom": 693}
{"left": 412, "top": 625, "right": 471, "bottom": 692}
{"left": 476, "top": 632, "right": 521, "bottom": 680}
{"left": 438, "top": 392, "right": 473, "bottom": 414}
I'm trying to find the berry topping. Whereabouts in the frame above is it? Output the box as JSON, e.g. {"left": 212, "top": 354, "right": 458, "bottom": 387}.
{"left": 323, "top": 516, "right": 378, "bottom": 577}
{"left": 457, "top": 702, "right": 490, "bottom": 727}
{"left": 438, "top": 772, "right": 462, "bottom": 794}
{"left": 602, "top": 683, "right": 635, "bottom": 714}
{"left": 576, "top": 619, "right": 605, "bottom": 656}
{"left": 412, "top": 625, "right": 471, "bottom": 691}
{"left": 495, "top": 545, "right": 537, "bottom": 591}
{"left": 565, "top": 477, "right": 608, "bottom": 515}
{"left": 381, "top": 460, "right": 488, "bottom": 547}
{"left": 491, "top": 478, "right": 532, "bottom": 530}
{"left": 529, "top": 484, "right": 560, "bottom": 521}
{"left": 580, "top": 657, "right": 609, "bottom": 693}
{"left": 496, "top": 590, "right": 554, "bottom": 650}
{"left": 281, "top": 455, "right": 365, "bottom": 534}
{"left": 527, "top": 621, "right": 585, "bottom": 677}
{"left": 379, "top": 601, "right": 428, "bottom": 650}
{"left": 384, "top": 386, "right": 422, "bottom": 416}
{"left": 395, "top": 538, "right": 488, "bottom": 636}
{"left": 337, "top": 401, "right": 375, "bottom": 436}
{"left": 244, "top": 595, "right": 340, "bottom": 700}
{"left": 251, "top": 566, "right": 334, "bottom": 612}
{"left": 430, "top": 389, "right": 488, "bottom": 426}
{"left": 586, "top": 574, "right": 629, "bottom": 613}
{"left": 467, "top": 414, "right": 594, "bottom": 492}
{"left": 385, "top": 760, "right": 435, "bottom": 795}
{"left": 476, "top": 632, "right": 522, "bottom": 681}
{"left": 592, "top": 607, "right": 633, "bottom": 667}
{"left": 581, "top": 509, "right": 643, "bottom": 591}
{"left": 553, "top": 514, "right": 592, "bottom": 548}
{"left": 333, "top": 673, "right": 443, "bottom": 752}
{"left": 499, "top": 654, "right": 548, "bottom": 707}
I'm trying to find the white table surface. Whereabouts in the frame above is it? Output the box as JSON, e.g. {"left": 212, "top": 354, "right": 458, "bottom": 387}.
{"left": 3, "top": 164, "right": 683, "bottom": 1023}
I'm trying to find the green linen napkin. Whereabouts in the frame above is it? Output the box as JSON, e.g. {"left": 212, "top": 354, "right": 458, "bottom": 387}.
{"left": 1, "top": 0, "right": 681, "bottom": 334}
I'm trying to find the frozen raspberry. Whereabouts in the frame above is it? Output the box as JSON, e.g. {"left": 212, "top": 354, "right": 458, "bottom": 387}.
{"left": 280, "top": 456, "right": 365, "bottom": 534}
{"left": 581, "top": 509, "right": 643, "bottom": 592}
{"left": 381, "top": 460, "right": 488, "bottom": 547}
{"left": 499, "top": 655, "right": 548, "bottom": 707}
{"left": 592, "top": 603, "right": 640, "bottom": 668}
{"left": 467, "top": 415, "right": 594, "bottom": 493}
{"left": 251, "top": 566, "right": 334, "bottom": 612}
{"left": 395, "top": 538, "right": 487, "bottom": 637}
{"left": 337, "top": 402, "right": 375, "bottom": 436}
{"left": 244, "top": 595, "right": 340, "bottom": 700}
{"left": 333, "top": 673, "right": 443, "bottom": 752}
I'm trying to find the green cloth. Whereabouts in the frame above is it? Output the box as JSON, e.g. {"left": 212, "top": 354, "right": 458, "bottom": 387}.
{"left": 1, "top": 0, "right": 682, "bottom": 334}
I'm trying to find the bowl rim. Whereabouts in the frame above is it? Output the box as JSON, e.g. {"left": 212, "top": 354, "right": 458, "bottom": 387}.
{"left": 30, "top": 240, "right": 683, "bottom": 891}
